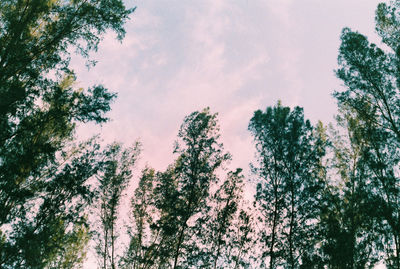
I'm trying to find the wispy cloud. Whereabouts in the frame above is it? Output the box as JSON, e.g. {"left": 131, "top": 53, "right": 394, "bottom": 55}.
{"left": 73, "top": 0, "right": 380, "bottom": 172}
{"left": 76, "top": 1, "right": 381, "bottom": 267}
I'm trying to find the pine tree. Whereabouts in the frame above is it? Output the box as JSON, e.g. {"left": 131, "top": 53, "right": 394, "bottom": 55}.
{"left": 200, "top": 169, "right": 254, "bottom": 269}
{"left": 317, "top": 105, "right": 383, "bottom": 268}
{"left": 249, "top": 102, "right": 325, "bottom": 268}
{"left": 96, "top": 142, "right": 140, "bottom": 269}
{"left": 120, "top": 167, "right": 161, "bottom": 269}
{"left": 0, "top": 0, "right": 134, "bottom": 267}
{"left": 121, "top": 108, "right": 232, "bottom": 268}
{"left": 335, "top": 1, "right": 400, "bottom": 265}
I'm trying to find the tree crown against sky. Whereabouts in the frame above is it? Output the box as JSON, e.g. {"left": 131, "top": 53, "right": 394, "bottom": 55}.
{"left": 0, "top": 0, "right": 134, "bottom": 268}
{"left": 3, "top": 0, "right": 400, "bottom": 268}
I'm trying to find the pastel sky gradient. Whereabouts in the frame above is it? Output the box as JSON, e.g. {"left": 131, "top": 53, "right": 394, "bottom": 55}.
{"left": 72, "top": 0, "right": 381, "bottom": 173}
{"left": 72, "top": 1, "right": 384, "bottom": 266}
{"left": 74, "top": 0, "right": 381, "bottom": 174}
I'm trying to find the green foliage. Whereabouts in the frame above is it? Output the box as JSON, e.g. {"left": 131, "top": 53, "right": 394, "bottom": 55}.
{"left": 335, "top": 1, "right": 400, "bottom": 265}
{"left": 120, "top": 167, "right": 159, "bottom": 269}
{"left": 249, "top": 102, "right": 326, "bottom": 268}
{"left": 6, "top": 0, "right": 400, "bottom": 267}
{"left": 170, "top": 108, "right": 231, "bottom": 268}
{"left": 95, "top": 142, "right": 141, "bottom": 269}
{"left": 46, "top": 222, "right": 91, "bottom": 269}
{"left": 120, "top": 108, "right": 253, "bottom": 269}
{"left": 376, "top": 0, "right": 400, "bottom": 52}
{"left": 198, "top": 168, "right": 254, "bottom": 269}
{"left": 0, "top": 0, "right": 134, "bottom": 267}
{"left": 316, "top": 105, "right": 384, "bottom": 268}
{"left": 1, "top": 138, "right": 104, "bottom": 268}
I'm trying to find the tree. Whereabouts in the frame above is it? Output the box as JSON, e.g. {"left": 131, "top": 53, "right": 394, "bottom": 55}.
{"left": 317, "top": 105, "right": 383, "bottom": 268}
{"left": 120, "top": 167, "right": 160, "bottom": 269}
{"left": 249, "top": 102, "right": 325, "bottom": 268}
{"left": 0, "top": 137, "right": 105, "bottom": 268}
{"left": 204, "top": 169, "right": 244, "bottom": 269}
{"left": 199, "top": 168, "right": 254, "bottom": 269}
{"left": 46, "top": 222, "right": 91, "bottom": 269}
{"left": 0, "top": 0, "right": 134, "bottom": 267}
{"left": 121, "top": 108, "right": 232, "bottom": 269}
{"left": 335, "top": 1, "right": 400, "bottom": 265}
{"left": 168, "top": 108, "right": 231, "bottom": 268}
{"left": 96, "top": 142, "right": 140, "bottom": 269}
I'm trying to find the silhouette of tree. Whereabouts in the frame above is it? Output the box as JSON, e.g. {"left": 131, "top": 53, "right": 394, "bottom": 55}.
{"left": 335, "top": 2, "right": 400, "bottom": 265}
{"left": 95, "top": 142, "right": 140, "bottom": 269}
{"left": 198, "top": 168, "right": 254, "bottom": 269}
{"left": 317, "top": 105, "right": 383, "bottom": 268}
{"left": 0, "top": 0, "right": 134, "bottom": 267}
{"left": 121, "top": 108, "right": 235, "bottom": 269}
{"left": 249, "top": 102, "right": 326, "bottom": 268}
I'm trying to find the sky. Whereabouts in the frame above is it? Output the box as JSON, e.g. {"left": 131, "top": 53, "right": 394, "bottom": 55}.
{"left": 72, "top": 0, "right": 385, "bottom": 267}
{"left": 73, "top": 0, "right": 382, "bottom": 174}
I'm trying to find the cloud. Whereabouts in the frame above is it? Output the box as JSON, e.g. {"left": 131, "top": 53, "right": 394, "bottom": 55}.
{"left": 77, "top": 1, "right": 383, "bottom": 267}
{"left": 265, "top": 0, "right": 294, "bottom": 27}
{"left": 74, "top": 0, "right": 301, "bottom": 173}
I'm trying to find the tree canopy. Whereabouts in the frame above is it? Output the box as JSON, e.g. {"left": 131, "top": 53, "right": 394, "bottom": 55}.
{"left": 0, "top": 0, "right": 134, "bottom": 267}
{"left": 3, "top": 0, "right": 400, "bottom": 268}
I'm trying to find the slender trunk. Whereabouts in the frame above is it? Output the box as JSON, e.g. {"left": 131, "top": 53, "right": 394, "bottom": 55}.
{"left": 173, "top": 223, "right": 187, "bottom": 269}
{"left": 395, "top": 234, "right": 400, "bottom": 269}
{"left": 213, "top": 236, "right": 221, "bottom": 269}
{"left": 234, "top": 222, "right": 248, "bottom": 269}
{"left": 111, "top": 220, "right": 115, "bottom": 269}
{"left": 134, "top": 225, "right": 142, "bottom": 269}
{"left": 142, "top": 229, "right": 163, "bottom": 269}
{"left": 349, "top": 226, "right": 356, "bottom": 269}
{"left": 213, "top": 229, "right": 223, "bottom": 269}
{"left": 269, "top": 189, "right": 279, "bottom": 269}
{"left": 234, "top": 243, "right": 244, "bottom": 269}
{"left": 213, "top": 195, "right": 233, "bottom": 269}
{"left": 104, "top": 226, "right": 108, "bottom": 269}
{"left": 396, "top": 208, "right": 400, "bottom": 269}
{"left": 288, "top": 186, "right": 295, "bottom": 269}
{"left": 349, "top": 178, "right": 356, "bottom": 269}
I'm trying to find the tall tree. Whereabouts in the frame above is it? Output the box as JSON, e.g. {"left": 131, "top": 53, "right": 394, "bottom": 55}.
{"left": 199, "top": 168, "right": 254, "bottom": 269}
{"left": 249, "top": 102, "right": 325, "bottom": 268}
{"left": 0, "top": 0, "right": 134, "bottom": 267}
{"left": 169, "top": 108, "right": 231, "bottom": 268}
{"left": 96, "top": 142, "right": 140, "bottom": 269}
{"left": 205, "top": 169, "right": 245, "bottom": 269}
{"left": 121, "top": 108, "right": 232, "bottom": 268}
{"left": 317, "top": 105, "right": 383, "bottom": 268}
{"left": 335, "top": 1, "right": 400, "bottom": 265}
{"left": 120, "top": 167, "right": 160, "bottom": 269}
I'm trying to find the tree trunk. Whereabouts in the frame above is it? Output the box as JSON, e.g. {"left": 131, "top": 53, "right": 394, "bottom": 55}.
{"left": 111, "top": 220, "right": 115, "bottom": 269}
{"left": 395, "top": 234, "right": 400, "bottom": 269}
{"left": 104, "top": 226, "right": 108, "bottom": 269}
{"left": 288, "top": 185, "right": 295, "bottom": 269}
{"left": 269, "top": 189, "right": 279, "bottom": 269}
{"left": 173, "top": 223, "right": 187, "bottom": 269}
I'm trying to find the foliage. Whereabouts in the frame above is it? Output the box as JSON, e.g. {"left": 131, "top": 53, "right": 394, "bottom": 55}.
{"left": 198, "top": 168, "right": 254, "bottom": 269}
{"left": 96, "top": 142, "right": 141, "bottom": 269}
{"left": 0, "top": 0, "right": 134, "bottom": 267}
{"left": 121, "top": 108, "right": 254, "bottom": 269}
{"left": 5, "top": 0, "right": 400, "bottom": 268}
{"left": 316, "top": 105, "right": 383, "bottom": 268}
{"left": 249, "top": 101, "right": 326, "bottom": 268}
{"left": 335, "top": 1, "right": 400, "bottom": 265}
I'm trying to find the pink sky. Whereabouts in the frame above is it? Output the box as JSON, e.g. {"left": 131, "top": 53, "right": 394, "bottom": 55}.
{"left": 73, "top": 0, "right": 381, "bottom": 173}
{"left": 71, "top": 0, "right": 384, "bottom": 267}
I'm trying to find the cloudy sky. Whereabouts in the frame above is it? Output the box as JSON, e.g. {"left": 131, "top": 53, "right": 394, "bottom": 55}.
{"left": 73, "top": 0, "right": 381, "bottom": 174}
{"left": 72, "top": 0, "right": 385, "bottom": 267}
